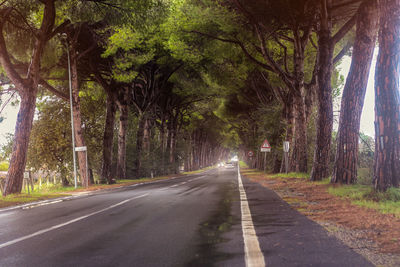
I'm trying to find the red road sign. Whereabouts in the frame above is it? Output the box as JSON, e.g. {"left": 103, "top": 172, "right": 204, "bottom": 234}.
{"left": 261, "top": 139, "right": 271, "bottom": 149}
{"left": 260, "top": 138, "right": 271, "bottom": 152}
{"left": 248, "top": 151, "right": 254, "bottom": 157}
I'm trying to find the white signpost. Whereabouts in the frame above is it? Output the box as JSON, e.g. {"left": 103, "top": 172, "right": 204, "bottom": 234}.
{"left": 75, "top": 146, "right": 88, "bottom": 187}
{"left": 260, "top": 138, "right": 271, "bottom": 172}
{"left": 283, "top": 141, "right": 290, "bottom": 173}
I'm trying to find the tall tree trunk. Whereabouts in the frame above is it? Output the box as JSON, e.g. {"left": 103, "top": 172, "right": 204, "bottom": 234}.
{"left": 160, "top": 117, "right": 166, "bottom": 174}
{"left": 290, "top": 93, "right": 308, "bottom": 173}
{"left": 310, "top": 21, "right": 335, "bottom": 181}
{"left": 311, "top": 0, "right": 356, "bottom": 181}
{"left": 290, "top": 33, "right": 310, "bottom": 173}
{"left": 101, "top": 91, "right": 117, "bottom": 184}
{"left": 169, "top": 118, "right": 177, "bottom": 172}
{"left": 0, "top": 0, "right": 56, "bottom": 195}
{"left": 2, "top": 90, "right": 37, "bottom": 195}
{"left": 281, "top": 97, "right": 294, "bottom": 172}
{"left": 71, "top": 45, "right": 88, "bottom": 187}
{"left": 373, "top": 0, "right": 400, "bottom": 191}
{"left": 143, "top": 118, "right": 151, "bottom": 152}
{"left": 332, "top": 0, "right": 378, "bottom": 184}
{"left": 135, "top": 114, "right": 146, "bottom": 178}
{"left": 116, "top": 101, "right": 128, "bottom": 180}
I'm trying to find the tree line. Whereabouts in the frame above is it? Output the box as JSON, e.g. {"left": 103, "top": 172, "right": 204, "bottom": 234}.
{"left": 0, "top": 0, "right": 399, "bottom": 195}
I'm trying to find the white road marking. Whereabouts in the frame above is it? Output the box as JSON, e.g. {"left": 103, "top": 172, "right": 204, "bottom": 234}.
{"left": 0, "top": 193, "right": 149, "bottom": 249}
{"left": 22, "top": 200, "right": 63, "bottom": 210}
{"left": 163, "top": 175, "right": 206, "bottom": 189}
{"left": 237, "top": 165, "right": 266, "bottom": 267}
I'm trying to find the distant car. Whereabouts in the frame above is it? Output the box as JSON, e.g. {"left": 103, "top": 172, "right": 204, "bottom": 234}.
{"left": 225, "top": 162, "right": 234, "bottom": 168}
{"left": 217, "top": 162, "right": 225, "bottom": 167}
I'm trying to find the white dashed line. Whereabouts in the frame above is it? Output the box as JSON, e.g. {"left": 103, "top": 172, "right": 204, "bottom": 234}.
{"left": 237, "top": 165, "right": 266, "bottom": 267}
{"left": 0, "top": 194, "right": 149, "bottom": 249}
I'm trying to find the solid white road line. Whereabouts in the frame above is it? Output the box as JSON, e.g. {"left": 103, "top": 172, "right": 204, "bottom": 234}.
{"left": 0, "top": 193, "right": 149, "bottom": 249}
{"left": 237, "top": 165, "right": 266, "bottom": 267}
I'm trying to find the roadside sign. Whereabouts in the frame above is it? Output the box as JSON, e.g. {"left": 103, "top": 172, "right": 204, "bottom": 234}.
{"left": 283, "top": 141, "right": 290, "bottom": 152}
{"left": 248, "top": 151, "right": 254, "bottom": 157}
{"left": 260, "top": 138, "right": 271, "bottom": 152}
{"left": 261, "top": 139, "right": 271, "bottom": 148}
{"left": 75, "top": 146, "right": 87, "bottom": 152}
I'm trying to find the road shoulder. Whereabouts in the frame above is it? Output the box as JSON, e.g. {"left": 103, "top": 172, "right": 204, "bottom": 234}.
{"left": 240, "top": 172, "right": 375, "bottom": 267}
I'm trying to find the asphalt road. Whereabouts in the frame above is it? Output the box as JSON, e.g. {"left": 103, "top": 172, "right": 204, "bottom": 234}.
{"left": 0, "top": 167, "right": 373, "bottom": 267}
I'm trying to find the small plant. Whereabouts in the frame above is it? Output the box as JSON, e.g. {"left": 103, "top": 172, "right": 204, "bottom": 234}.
{"left": 328, "top": 185, "right": 400, "bottom": 216}
{"left": 0, "top": 161, "right": 9, "bottom": 171}
{"left": 239, "top": 161, "right": 249, "bottom": 168}
{"left": 269, "top": 172, "right": 309, "bottom": 179}
{"left": 362, "top": 187, "right": 400, "bottom": 202}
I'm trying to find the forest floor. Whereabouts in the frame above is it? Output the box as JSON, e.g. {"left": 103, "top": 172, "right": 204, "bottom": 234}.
{"left": 240, "top": 168, "right": 400, "bottom": 267}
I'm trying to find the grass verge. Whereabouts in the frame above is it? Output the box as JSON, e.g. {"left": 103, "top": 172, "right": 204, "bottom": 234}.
{"left": 328, "top": 185, "right": 400, "bottom": 216}
{"left": 1, "top": 166, "right": 213, "bottom": 209}
{"left": 268, "top": 172, "right": 309, "bottom": 179}
{"left": 0, "top": 192, "right": 70, "bottom": 208}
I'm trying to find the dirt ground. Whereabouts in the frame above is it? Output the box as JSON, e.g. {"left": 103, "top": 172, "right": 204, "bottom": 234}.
{"left": 241, "top": 169, "right": 400, "bottom": 267}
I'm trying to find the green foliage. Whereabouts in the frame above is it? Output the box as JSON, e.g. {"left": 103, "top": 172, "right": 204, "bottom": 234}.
{"left": 28, "top": 89, "right": 106, "bottom": 182}
{"left": 239, "top": 161, "right": 248, "bottom": 168}
{"left": 328, "top": 185, "right": 400, "bottom": 216}
{"left": 0, "top": 161, "right": 9, "bottom": 171}
{"left": 27, "top": 99, "right": 72, "bottom": 177}
{"left": 0, "top": 192, "right": 69, "bottom": 205}
{"left": 269, "top": 172, "right": 309, "bottom": 179}
{"left": 0, "top": 133, "right": 14, "bottom": 161}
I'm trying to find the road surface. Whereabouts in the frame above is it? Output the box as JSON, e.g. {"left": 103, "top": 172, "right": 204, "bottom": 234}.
{"left": 0, "top": 167, "right": 373, "bottom": 266}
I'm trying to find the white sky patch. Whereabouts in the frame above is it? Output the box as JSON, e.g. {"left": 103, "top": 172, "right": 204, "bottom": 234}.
{"left": 338, "top": 49, "right": 377, "bottom": 137}
{"left": 0, "top": 93, "right": 19, "bottom": 146}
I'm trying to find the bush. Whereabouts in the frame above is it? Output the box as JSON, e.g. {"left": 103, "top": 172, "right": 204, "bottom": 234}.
{"left": 0, "top": 161, "right": 9, "bottom": 171}
{"left": 357, "top": 167, "right": 373, "bottom": 185}
{"left": 363, "top": 187, "right": 400, "bottom": 202}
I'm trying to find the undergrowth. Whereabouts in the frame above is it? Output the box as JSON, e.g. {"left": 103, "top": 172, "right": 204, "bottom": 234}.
{"left": 239, "top": 161, "right": 249, "bottom": 168}
{"left": 328, "top": 185, "right": 400, "bottom": 216}
{"left": 269, "top": 172, "right": 309, "bottom": 179}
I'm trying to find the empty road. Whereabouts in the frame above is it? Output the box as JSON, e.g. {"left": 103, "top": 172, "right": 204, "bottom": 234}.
{"left": 0, "top": 167, "right": 373, "bottom": 266}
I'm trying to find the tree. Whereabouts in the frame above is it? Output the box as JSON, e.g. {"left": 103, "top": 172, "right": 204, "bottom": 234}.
{"left": 373, "top": 0, "right": 400, "bottom": 191}
{"left": 332, "top": 0, "right": 378, "bottom": 184}
{"left": 227, "top": 0, "right": 317, "bottom": 173}
{"left": 310, "top": 0, "right": 358, "bottom": 181}
{"left": 0, "top": 0, "right": 64, "bottom": 195}
{"left": 27, "top": 99, "right": 72, "bottom": 186}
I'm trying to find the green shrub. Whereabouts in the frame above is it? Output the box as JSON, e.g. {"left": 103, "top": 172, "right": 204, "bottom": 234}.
{"left": 357, "top": 167, "right": 373, "bottom": 185}
{"left": 0, "top": 161, "right": 9, "bottom": 171}
{"left": 363, "top": 187, "right": 400, "bottom": 202}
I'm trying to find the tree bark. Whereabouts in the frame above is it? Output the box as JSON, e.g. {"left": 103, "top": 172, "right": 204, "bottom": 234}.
{"left": 70, "top": 45, "right": 88, "bottom": 187}
{"left": 280, "top": 98, "right": 294, "bottom": 172}
{"left": 169, "top": 118, "right": 177, "bottom": 171}
{"left": 143, "top": 118, "right": 151, "bottom": 153}
{"left": 373, "top": 0, "right": 400, "bottom": 191}
{"left": 310, "top": 0, "right": 356, "bottom": 181}
{"left": 160, "top": 116, "right": 166, "bottom": 174}
{"left": 1, "top": 0, "right": 56, "bottom": 195}
{"left": 332, "top": 0, "right": 378, "bottom": 184}
{"left": 3, "top": 90, "right": 37, "bottom": 194}
{"left": 290, "top": 93, "right": 308, "bottom": 173}
{"left": 100, "top": 90, "right": 117, "bottom": 184}
{"left": 135, "top": 114, "right": 146, "bottom": 178}
{"left": 310, "top": 26, "right": 335, "bottom": 181}
{"left": 116, "top": 101, "right": 128, "bottom": 180}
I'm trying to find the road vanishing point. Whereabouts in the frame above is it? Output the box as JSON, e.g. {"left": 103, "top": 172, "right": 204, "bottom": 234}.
{"left": 0, "top": 166, "right": 373, "bottom": 267}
